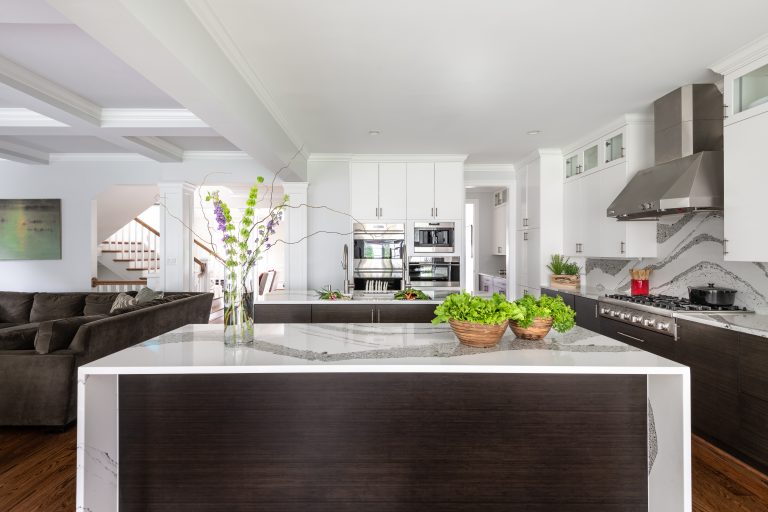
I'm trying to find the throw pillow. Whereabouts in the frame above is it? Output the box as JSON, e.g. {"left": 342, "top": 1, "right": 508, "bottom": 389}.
{"left": 29, "top": 293, "right": 86, "bottom": 322}
{"left": 0, "top": 323, "right": 40, "bottom": 351}
{"left": 135, "top": 287, "right": 164, "bottom": 304}
{"left": 0, "top": 292, "right": 35, "bottom": 323}
{"left": 34, "top": 315, "right": 106, "bottom": 354}
{"left": 110, "top": 292, "right": 137, "bottom": 313}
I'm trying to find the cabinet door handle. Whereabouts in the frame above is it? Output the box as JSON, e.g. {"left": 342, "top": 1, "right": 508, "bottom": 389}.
{"left": 430, "top": 207, "right": 434, "bottom": 217}
{"left": 594, "top": 303, "right": 598, "bottom": 318}
{"left": 497, "top": 246, "right": 502, "bottom": 253}
{"left": 371, "top": 307, "right": 375, "bottom": 323}
{"left": 435, "top": 207, "right": 438, "bottom": 217}
{"left": 724, "top": 239, "right": 728, "bottom": 255}
{"left": 723, "top": 104, "right": 729, "bottom": 119}
{"left": 523, "top": 232, "right": 528, "bottom": 241}
{"left": 620, "top": 241, "right": 625, "bottom": 254}
{"left": 620, "top": 147, "right": 625, "bottom": 158}
{"left": 617, "top": 331, "right": 645, "bottom": 343}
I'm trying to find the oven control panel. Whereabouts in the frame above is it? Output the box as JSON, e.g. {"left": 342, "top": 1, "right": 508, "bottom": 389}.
{"left": 598, "top": 301, "right": 674, "bottom": 336}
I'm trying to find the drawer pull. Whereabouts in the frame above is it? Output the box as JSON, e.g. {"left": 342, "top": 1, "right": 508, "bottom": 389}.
{"left": 617, "top": 331, "right": 645, "bottom": 343}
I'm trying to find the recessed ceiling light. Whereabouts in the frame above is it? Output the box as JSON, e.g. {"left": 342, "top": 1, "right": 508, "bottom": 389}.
{"left": 527, "top": 130, "right": 542, "bottom": 135}
{"left": 368, "top": 130, "right": 381, "bottom": 136}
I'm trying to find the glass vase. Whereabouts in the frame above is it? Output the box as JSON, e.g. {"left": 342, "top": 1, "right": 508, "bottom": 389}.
{"left": 223, "top": 265, "right": 253, "bottom": 344}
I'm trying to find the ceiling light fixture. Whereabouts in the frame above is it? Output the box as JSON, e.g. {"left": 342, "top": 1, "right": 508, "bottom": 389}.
{"left": 526, "top": 130, "right": 542, "bottom": 135}
{"left": 368, "top": 130, "right": 381, "bottom": 136}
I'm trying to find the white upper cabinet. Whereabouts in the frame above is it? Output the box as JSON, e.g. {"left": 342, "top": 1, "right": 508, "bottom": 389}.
{"left": 349, "top": 162, "right": 380, "bottom": 220}
{"left": 562, "top": 117, "right": 656, "bottom": 258}
{"left": 377, "top": 162, "right": 407, "bottom": 219}
{"left": 723, "top": 112, "right": 768, "bottom": 261}
{"left": 526, "top": 159, "right": 541, "bottom": 230}
{"left": 712, "top": 41, "right": 768, "bottom": 261}
{"left": 433, "top": 161, "right": 464, "bottom": 219}
{"left": 515, "top": 165, "right": 528, "bottom": 230}
{"left": 406, "top": 161, "right": 464, "bottom": 220}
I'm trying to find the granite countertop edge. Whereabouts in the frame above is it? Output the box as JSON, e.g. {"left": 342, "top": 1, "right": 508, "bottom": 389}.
{"left": 674, "top": 312, "right": 768, "bottom": 339}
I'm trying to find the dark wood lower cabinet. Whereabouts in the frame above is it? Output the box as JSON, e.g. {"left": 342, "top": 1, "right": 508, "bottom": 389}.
{"left": 119, "top": 373, "right": 648, "bottom": 511}
{"left": 600, "top": 317, "right": 675, "bottom": 360}
{"left": 252, "top": 304, "right": 312, "bottom": 324}
{"left": 737, "top": 332, "right": 768, "bottom": 468}
{"left": 675, "top": 320, "right": 740, "bottom": 449}
{"left": 376, "top": 303, "right": 436, "bottom": 323}
{"left": 574, "top": 295, "right": 600, "bottom": 332}
{"left": 311, "top": 304, "right": 376, "bottom": 323}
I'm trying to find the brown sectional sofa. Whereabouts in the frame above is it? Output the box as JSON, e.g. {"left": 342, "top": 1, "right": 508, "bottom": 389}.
{"left": 0, "top": 290, "right": 213, "bottom": 426}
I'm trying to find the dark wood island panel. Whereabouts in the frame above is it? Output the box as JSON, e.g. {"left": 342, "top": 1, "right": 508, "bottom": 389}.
{"left": 119, "top": 373, "right": 648, "bottom": 511}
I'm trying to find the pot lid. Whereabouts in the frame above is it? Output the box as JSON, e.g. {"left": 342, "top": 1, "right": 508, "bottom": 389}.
{"left": 688, "top": 283, "right": 737, "bottom": 293}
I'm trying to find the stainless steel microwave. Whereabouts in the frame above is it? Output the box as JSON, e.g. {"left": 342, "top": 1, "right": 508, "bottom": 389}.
{"left": 413, "top": 222, "right": 455, "bottom": 253}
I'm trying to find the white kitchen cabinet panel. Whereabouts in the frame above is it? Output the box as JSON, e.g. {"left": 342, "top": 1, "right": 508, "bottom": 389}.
{"left": 492, "top": 204, "right": 507, "bottom": 256}
{"left": 524, "top": 229, "right": 541, "bottom": 289}
{"left": 515, "top": 165, "right": 528, "bottom": 230}
{"left": 378, "top": 162, "right": 407, "bottom": 220}
{"left": 563, "top": 178, "right": 582, "bottom": 256}
{"left": 724, "top": 112, "right": 768, "bottom": 261}
{"left": 434, "top": 161, "right": 464, "bottom": 219}
{"left": 597, "top": 167, "right": 627, "bottom": 257}
{"left": 349, "top": 162, "right": 380, "bottom": 220}
{"left": 515, "top": 230, "right": 527, "bottom": 289}
{"left": 405, "top": 162, "right": 434, "bottom": 219}
{"left": 526, "top": 160, "right": 541, "bottom": 230}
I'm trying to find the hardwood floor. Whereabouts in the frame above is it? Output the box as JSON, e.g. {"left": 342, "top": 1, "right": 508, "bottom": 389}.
{"left": 1, "top": 426, "right": 766, "bottom": 511}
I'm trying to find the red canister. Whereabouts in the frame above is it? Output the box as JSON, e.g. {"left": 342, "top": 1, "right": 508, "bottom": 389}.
{"left": 631, "top": 279, "right": 649, "bottom": 296}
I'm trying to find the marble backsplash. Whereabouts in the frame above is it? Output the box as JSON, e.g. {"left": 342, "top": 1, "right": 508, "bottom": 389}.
{"left": 585, "top": 212, "right": 768, "bottom": 313}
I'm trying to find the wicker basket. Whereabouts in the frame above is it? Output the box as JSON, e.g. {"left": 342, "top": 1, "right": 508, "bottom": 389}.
{"left": 510, "top": 317, "right": 554, "bottom": 340}
{"left": 449, "top": 319, "right": 509, "bottom": 348}
{"left": 550, "top": 274, "right": 580, "bottom": 289}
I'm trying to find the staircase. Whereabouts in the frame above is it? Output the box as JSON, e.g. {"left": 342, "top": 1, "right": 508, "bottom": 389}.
{"left": 93, "top": 217, "right": 226, "bottom": 322}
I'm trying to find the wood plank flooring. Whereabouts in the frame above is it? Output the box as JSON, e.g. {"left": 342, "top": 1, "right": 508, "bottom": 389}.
{"left": 1, "top": 426, "right": 767, "bottom": 511}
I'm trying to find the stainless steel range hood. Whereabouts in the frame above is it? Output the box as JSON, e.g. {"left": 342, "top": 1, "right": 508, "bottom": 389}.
{"left": 607, "top": 84, "right": 724, "bottom": 220}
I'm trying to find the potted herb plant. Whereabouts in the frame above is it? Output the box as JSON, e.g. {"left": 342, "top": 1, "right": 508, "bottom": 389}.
{"left": 546, "top": 254, "right": 581, "bottom": 289}
{"left": 432, "top": 292, "right": 524, "bottom": 348}
{"left": 509, "top": 294, "right": 576, "bottom": 340}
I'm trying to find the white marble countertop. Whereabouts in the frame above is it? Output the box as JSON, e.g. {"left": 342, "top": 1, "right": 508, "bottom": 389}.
{"left": 540, "top": 284, "right": 610, "bottom": 301}
{"left": 255, "top": 291, "right": 442, "bottom": 305}
{"left": 81, "top": 323, "right": 686, "bottom": 375}
{"left": 674, "top": 312, "right": 768, "bottom": 339}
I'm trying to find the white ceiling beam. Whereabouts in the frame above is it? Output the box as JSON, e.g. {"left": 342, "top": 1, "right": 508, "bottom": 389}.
{"left": 100, "top": 109, "right": 208, "bottom": 129}
{"left": 0, "top": 108, "right": 68, "bottom": 127}
{"left": 0, "top": 139, "right": 49, "bottom": 164}
{"left": 120, "top": 135, "right": 184, "bottom": 162}
{"left": 49, "top": 0, "right": 307, "bottom": 180}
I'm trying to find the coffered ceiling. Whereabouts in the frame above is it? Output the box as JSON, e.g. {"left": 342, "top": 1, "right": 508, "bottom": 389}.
{"left": 4, "top": 0, "right": 768, "bottom": 176}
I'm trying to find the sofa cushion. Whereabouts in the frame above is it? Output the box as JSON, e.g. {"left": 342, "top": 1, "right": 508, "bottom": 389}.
{"left": 84, "top": 293, "right": 120, "bottom": 316}
{"left": 0, "top": 292, "right": 35, "bottom": 323}
{"left": 109, "top": 292, "right": 137, "bottom": 313}
{"left": 29, "top": 293, "right": 86, "bottom": 322}
{"left": 34, "top": 315, "right": 106, "bottom": 354}
{"left": 0, "top": 323, "right": 40, "bottom": 350}
{"left": 135, "top": 287, "right": 164, "bottom": 304}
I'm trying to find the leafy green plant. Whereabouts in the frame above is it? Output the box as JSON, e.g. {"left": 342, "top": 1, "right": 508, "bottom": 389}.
{"left": 546, "top": 254, "right": 581, "bottom": 276}
{"left": 512, "top": 294, "right": 576, "bottom": 333}
{"left": 432, "top": 292, "right": 524, "bottom": 325}
{"left": 394, "top": 288, "right": 431, "bottom": 300}
{"left": 316, "top": 289, "right": 350, "bottom": 300}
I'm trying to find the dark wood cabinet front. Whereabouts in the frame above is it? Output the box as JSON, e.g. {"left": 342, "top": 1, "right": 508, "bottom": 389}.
{"left": 252, "top": 304, "right": 312, "bottom": 324}
{"left": 574, "top": 295, "right": 600, "bottom": 333}
{"left": 376, "top": 304, "right": 436, "bottom": 323}
{"left": 599, "top": 317, "right": 675, "bottom": 360}
{"left": 737, "top": 332, "right": 768, "bottom": 468}
{"left": 311, "top": 304, "right": 376, "bottom": 323}
{"left": 675, "top": 320, "right": 740, "bottom": 450}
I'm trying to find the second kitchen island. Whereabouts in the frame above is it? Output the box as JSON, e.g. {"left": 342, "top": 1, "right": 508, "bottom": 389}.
{"left": 78, "top": 323, "right": 690, "bottom": 512}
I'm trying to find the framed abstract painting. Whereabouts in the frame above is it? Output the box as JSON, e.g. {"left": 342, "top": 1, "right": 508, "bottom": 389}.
{"left": 0, "top": 199, "right": 62, "bottom": 260}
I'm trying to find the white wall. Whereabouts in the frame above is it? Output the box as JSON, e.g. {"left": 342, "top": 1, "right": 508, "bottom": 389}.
{"left": 0, "top": 156, "right": 279, "bottom": 292}
{"left": 307, "top": 159, "right": 351, "bottom": 290}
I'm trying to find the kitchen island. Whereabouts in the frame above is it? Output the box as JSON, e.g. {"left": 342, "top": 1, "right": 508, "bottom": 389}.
{"left": 78, "top": 323, "right": 690, "bottom": 512}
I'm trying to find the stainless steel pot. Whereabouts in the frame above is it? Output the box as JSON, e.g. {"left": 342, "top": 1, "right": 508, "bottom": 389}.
{"left": 688, "top": 283, "right": 737, "bottom": 307}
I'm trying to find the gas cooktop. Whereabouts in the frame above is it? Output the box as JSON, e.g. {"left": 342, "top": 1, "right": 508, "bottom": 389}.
{"left": 603, "top": 294, "right": 750, "bottom": 312}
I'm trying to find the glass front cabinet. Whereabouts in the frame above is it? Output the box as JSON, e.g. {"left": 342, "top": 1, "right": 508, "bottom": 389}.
{"left": 604, "top": 131, "right": 625, "bottom": 165}
{"left": 720, "top": 51, "right": 768, "bottom": 124}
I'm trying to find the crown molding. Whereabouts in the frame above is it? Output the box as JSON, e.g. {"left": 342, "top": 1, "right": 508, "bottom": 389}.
{"left": 0, "top": 54, "right": 101, "bottom": 126}
{"left": 183, "top": 150, "right": 252, "bottom": 160}
{"left": 308, "top": 153, "right": 469, "bottom": 163}
{"left": 49, "top": 153, "right": 152, "bottom": 162}
{"left": 0, "top": 108, "right": 67, "bottom": 127}
{"left": 186, "top": 0, "right": 307, "bottom": 158}
{"left": 101, "top": 109, "right": 208, "bottom": 128}
{"left": 711, "top": 33, "right": 768, "bottom": 75}
{"left": 464, "top": 163, "right": 515, "bottom": 173}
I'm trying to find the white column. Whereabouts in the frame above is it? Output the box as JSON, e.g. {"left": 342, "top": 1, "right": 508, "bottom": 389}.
{"left": 158, "top": 182, "right": 195, "bottom": 292}
{"left": 282, "top": 182, "right": 308, "bottom": 291}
